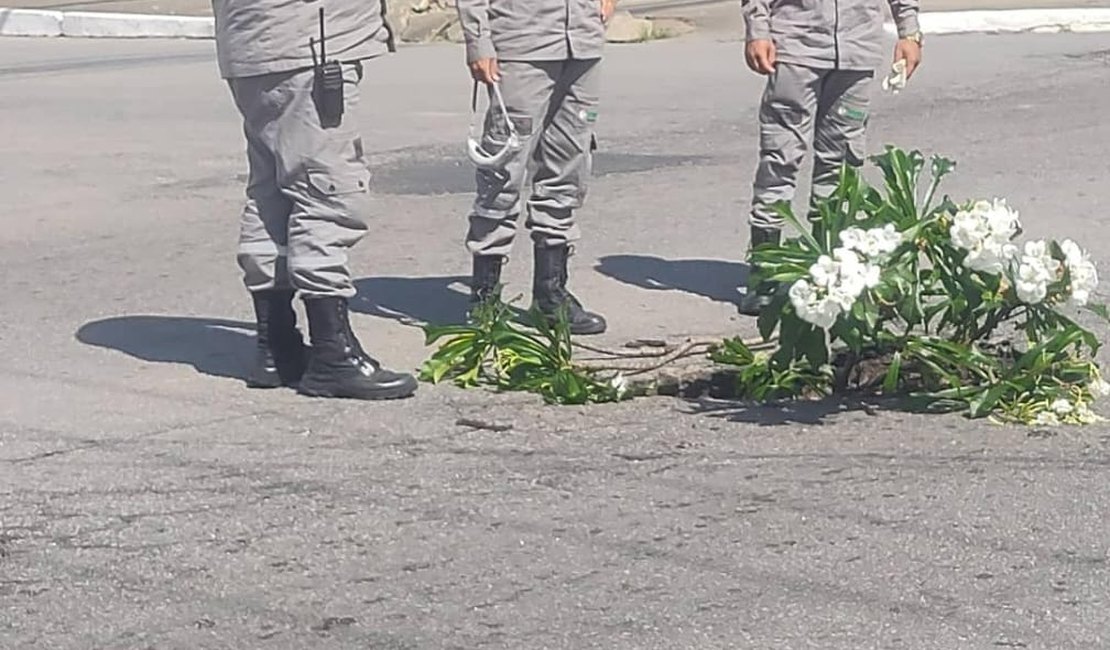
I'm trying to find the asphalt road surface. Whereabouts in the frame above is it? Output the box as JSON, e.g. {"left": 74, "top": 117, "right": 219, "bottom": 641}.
{"left": 2, "top": 32, "right": 1110, "bottom": 649}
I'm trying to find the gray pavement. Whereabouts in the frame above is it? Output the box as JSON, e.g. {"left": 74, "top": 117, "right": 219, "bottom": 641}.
{"left": 2, "top": 32, "right": 1110, "bottom": 649}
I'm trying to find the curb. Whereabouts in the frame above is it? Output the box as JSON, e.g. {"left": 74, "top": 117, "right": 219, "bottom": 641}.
{"left": 0, "top": 8, "right": 213, "bottom": 38}
{"left": 3, "top": 6, "right": 1110, "bottom": 39}
{"left": 912, "top": 8, "right": 1110, "bottom": 35}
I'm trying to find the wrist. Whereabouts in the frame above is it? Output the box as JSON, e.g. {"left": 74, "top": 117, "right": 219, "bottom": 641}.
{"left": 900, "top": 31, "right": 923, "bottom": 46}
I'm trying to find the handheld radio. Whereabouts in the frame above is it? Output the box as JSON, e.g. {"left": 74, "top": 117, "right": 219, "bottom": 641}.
{"left": 311, "top": 8, "right": 344, "bottom": 128}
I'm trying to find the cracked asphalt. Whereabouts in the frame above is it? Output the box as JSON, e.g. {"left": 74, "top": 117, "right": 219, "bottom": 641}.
{"left": 3, "top": 32, "right": 1110, "bottom": 649}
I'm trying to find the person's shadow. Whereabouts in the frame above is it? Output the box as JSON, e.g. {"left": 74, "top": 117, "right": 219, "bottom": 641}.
{"left": 351, "top": 275, "right": 471, "bottom": 326}
{"left": 594, "top": 255, "right": 749, "bottom": 306}
{"left": 76, "top": 316, "right": 255, "bottom": 381}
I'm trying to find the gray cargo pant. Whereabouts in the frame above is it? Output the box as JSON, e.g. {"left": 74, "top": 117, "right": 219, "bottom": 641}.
{"left": 466, "top": 58, "right": 600, "bottom": 258}
{"left": 749, "top": 63, "right": 874, "bottom": 231}
{"left": 229, "top": 63, "right": 371, "bottom": 298}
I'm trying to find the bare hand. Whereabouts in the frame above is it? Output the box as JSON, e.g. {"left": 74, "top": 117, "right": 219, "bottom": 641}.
{"left": 745, "top": 39, "right": 776, "bottom": 75}
{"left": 469, "top": 57, "right": 500, "bottom": 84}
{"left": 893, "top": 39, "right": 922, "bottom": 79}
{"left": 600, "top": 0, "right": 617, "bottom": 23}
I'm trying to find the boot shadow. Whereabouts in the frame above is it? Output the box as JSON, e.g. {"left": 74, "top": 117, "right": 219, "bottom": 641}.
{"left": 594, "top": 255, "right": 750, "bottom": 306}
{"left": 351, "top": 275, "right": 471, "bottom": 326}
{"left": 76, "top": 315, "right": 255, "bottom": 380}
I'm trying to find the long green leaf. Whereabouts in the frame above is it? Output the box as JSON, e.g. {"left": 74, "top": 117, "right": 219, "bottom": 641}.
{"left": 883, "top": 351, "right": 903, "bottom": 394}
{"left": 770, "top": 200, "right": 821, "bottom": 251}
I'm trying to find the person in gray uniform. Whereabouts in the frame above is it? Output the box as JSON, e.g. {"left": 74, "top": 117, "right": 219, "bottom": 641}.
{"left": 213, "top": 0, "right": 417, "bottom": 400}
{"left": 737, "top": 0, "right": 923, "bottom": 316}
{"left": 456, "top": 0, "right": 617, "bottom": 335}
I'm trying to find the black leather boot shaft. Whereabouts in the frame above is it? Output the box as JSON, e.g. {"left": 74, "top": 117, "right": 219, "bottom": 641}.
{"left": 531, "top": 244, "right": 607, "bottom": 336}
{"left": 298, "top": 297, "right": 417, "bottom": 400}
{"left": 470, "top": 255, "right": 504, "bottom": 305}
{"left": 738, "top": 227, "right": 783, "bottom": 317}
{"left": 749, "top": 227, "right": 782, "bottom": 251}
{"left": 246, "top": 289, "right": 307, "bottom": 388}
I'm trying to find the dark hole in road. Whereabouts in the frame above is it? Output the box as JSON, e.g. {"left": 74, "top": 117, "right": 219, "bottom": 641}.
{"left": 371, "top": 150, "right": 712, "bottom": 196}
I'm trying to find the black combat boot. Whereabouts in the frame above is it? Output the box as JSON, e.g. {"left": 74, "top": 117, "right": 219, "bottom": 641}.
{"left": 246, "top": 289, "right": 308, "bottom": 388}
{"left": 532, "top": 244, "right": 607, "bottom": 336}
{"left": 468, "top": 255, "right": 504, "bottom": 318}
{"left": 738, "top": 227, "right": 782, "bottom": 317}
{"left": 298, "top": 297, "right": 418, "bottom": 400}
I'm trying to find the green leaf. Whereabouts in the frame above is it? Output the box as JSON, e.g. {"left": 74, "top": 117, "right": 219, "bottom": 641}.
{"left": 1085, "top": 302, "right": 1110, "bottom": 325}
{"left": 713, "top": 338, "right": 756, "bottom": 366}
{"left": 770, "top": 200, "right": 821, "bottom": 251}
{"left": 967, "top": 382, "right": 1012, "bottom": 419}
{"left": 758, "top": 284, "right": 789, "bottom": 342}
{"left": 799, "top": 325, "right": 829, "bottom": 368}
{"left": 422, "top": 323, "right": 479, "bottom": 346}
{"left": 883, "top": 351, "right": 903, "bottom": 394}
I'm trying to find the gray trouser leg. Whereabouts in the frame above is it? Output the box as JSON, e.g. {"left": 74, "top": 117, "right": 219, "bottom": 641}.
{"left": 749, "top": 63, "right": 821, "bottom": 232}
{"left": 749, "top": 64, "right": 874, "bottom": 232}
{"left": 811, "top": 70, "right": 873, "bottom": 205}
{"left": 466, "top": 59, "right": 599, "bottom": 257}
{"left": 527, "top": 58, "right": 600, "bottom": 249}
{"left": 229, "top": 64, "right": 370, "bottom": 298}
{"left": 236, "top": 127, "right": 294, "bottom": 292}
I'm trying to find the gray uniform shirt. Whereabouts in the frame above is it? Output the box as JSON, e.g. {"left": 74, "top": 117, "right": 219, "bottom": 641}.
{"left": 213, "top": 0, "right": 394, "bottom": 79}
{"left": 456, "top": 0, "right": 605, "bottom": 63}
{"left": 741, "top": 0, "right": 920, "bottom": 71}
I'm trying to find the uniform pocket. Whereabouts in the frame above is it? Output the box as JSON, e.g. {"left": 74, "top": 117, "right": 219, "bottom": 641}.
{"left": 307, "top": 168, "right": 371, "bottom": 196}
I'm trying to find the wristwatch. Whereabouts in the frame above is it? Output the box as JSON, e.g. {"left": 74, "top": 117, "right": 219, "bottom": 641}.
{"left": 903, "top": 31, "right": 924, "bottom": 45}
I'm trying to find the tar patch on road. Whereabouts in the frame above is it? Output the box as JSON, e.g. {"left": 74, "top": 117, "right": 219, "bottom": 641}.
{"left": 371, "top": 146, "right": 714, "bottom": 195}
{"left": 1064, "top": 48, "right": 1110, "bottom": 63}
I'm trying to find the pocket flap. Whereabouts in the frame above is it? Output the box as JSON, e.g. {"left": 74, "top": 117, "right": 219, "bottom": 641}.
{"left": 307, "top": 168, "right": 371, "bottom": 196}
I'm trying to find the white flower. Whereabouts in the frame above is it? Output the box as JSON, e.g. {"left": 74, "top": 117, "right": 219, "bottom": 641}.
{"left": 1033, "top": 411, "right": 1060, "bottom": 427}
{"left": 1012, "top": 240, "right": 1061, "bottom": 305}
{"left": 1060, "top": 239, "right": 1099, "bottom": 307}
{"left": 789, "top": 280, "right": 842, "bottom": 329}
{"left": 610, "top": 373, "right": 628, "bottom": 398}
{"left": 833, "top": 248, "right": 868, "bottom": 300}
{"left": 1015, "top": 275, "right": 1048, "bottom": 305}
{"left": 791, "top": 246, "right": 883, "bottom": 329}
{"left": 1022, "top": 240, "right": 1059, "bottom": 273}
{"left": 834, "top": 247, "right": 863, "bottom": 268}
{"left": 862, "top": 263, "right": 883, "bottom": 289}
{"left": 950, "top": 199, "right": 1022, "bottom": 276}
{"left": 1015, "top": 283, "right": 1046, "bottom": 305}
{"left": 951, "top": 211, "right": 989, "bottom": 251}
{"left": 981, "top": 199, "right": 1020, "bottom": 244}
{"left": 789, "top": 278, "right": 816, "bottom": 306}
{"left": 839, "top": 227, "right": 865, "bottom": 253}
{"left": 870, "top": 224, "right": 903, "bottom": 256}
{"left": 809, "top": 255, "right": 838, "bottom": 289}
{"left": 1075, "top": 404, "right": 1101, "bottom": 424}
{"left": 839, "top": 225, "right": 902, "bottom": 259}
{"left": 807, "top": 297, "right": 841, "bottom": 329}
{"left": 1051, "top": 399, "right": 1074, "bottom": 415}
{"left": 1061, "top": 239, "right": 1084, "bottom": 267}
{"left": 966, "top": 247, "right": 1008, "bottom": 275}
{"left": 827, "top": 286, "right": 857, "bottom": 312}
{"left": 1088, "top": 374, "right": 1110, "bottom": 399}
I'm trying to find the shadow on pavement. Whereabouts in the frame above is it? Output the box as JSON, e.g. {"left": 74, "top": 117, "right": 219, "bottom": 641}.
{"left": 352, "top": 275, "right": 470, "bottom": 326}
{"left": 76, "top": 315, "right": 254, "bottom": 381}
{"left": 595, "top": 255, "right": 749, "bottom": 306}
{"left": 684, "top": 397, "right": 892, "bottom": 426}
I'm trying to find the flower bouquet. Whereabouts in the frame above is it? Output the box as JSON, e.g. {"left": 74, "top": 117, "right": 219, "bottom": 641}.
{"left": 716, "top": 147, "right": 1108, "bottom": 424}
